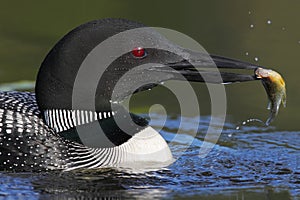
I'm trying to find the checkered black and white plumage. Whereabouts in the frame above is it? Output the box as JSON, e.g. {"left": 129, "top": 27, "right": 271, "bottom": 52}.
{"left": 0, "top": 91, "right": 173, "bottom": 172}
{"left": 0, "top": 91, "right": 70, "bottom": 171}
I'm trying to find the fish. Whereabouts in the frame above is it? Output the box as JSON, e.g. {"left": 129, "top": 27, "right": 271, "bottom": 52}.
{"left": 255, "top": 67, "right": 286, "bottom": 126}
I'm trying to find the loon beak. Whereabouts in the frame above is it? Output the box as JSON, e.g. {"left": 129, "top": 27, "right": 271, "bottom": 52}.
{"left": 152, "top": 50, "right": 261, "bottom": 84}
{"left": 112, "top": 49, "right": 263, "bottom": 102}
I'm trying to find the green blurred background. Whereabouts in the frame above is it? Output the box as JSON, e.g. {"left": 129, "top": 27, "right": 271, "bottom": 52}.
{"left": 0, "top": 0, "right": 299, "bottom": 130}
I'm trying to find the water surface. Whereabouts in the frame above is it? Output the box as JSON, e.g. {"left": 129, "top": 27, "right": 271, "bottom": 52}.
{"left": 0, "top": 114, "right": 299, "bottom": 199}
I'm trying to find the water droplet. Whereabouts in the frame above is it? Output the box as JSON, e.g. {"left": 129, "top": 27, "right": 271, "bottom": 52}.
{"left": 281, "top": 27, "right": 286, "bottom": 31}
{"left": 267, "top": 20, "right": 272, "bottom": 25}
{"left": 298, "top": 41, "right": 300, "bottom": 44}
{"left": 235, "top": 118, "right": 265, "bottom": 130}
{"left": 254, "top": 57, "right": 259, "bottom": 62}
{"left": 245, "top": 52, "right": 249, "bottom": 56}
{"left": 250, "top": 24, "right": 254, "bottom": 28}
{"left": 248, "top": 11, "right": 252, "bottom": 15}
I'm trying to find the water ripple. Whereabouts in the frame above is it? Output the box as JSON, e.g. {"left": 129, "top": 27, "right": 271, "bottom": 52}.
{"left": 0, "top": 114, "right": 299, "bottom": 199}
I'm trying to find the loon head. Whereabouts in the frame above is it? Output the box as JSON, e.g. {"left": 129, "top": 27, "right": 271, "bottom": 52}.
{"left": 34, "top": 18, "right": 259, "bottom": 165}
{"left": 36, "top": 18, "right": 259, "bottom": 111}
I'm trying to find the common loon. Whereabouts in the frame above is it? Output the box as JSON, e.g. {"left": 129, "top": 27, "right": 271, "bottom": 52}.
{"left": 0, "top": 18, "right": 261, "bottom": 172}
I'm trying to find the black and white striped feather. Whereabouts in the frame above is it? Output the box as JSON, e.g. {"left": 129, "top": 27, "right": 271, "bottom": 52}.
{"left": 44, "top": 109, "right": 115, "bottom": 133}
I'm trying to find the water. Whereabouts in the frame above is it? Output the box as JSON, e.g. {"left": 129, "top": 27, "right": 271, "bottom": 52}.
{"left": 0, "top": 1, "right": 300, "bottom": 199}
{"left": 0, "top": 114, "right": 299, "bottom": 199}
{"left": 235, "top": 118, "right": 266, "bottom": 130}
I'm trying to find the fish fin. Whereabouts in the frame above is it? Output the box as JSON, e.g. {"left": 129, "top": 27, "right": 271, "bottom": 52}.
{"left": 267, "top": 101, "right": 271, "bottom": 110}
{"left": 275, "top": 103, "right": 280, "bottom": 115}
{"left": 282, "top": 91, "right": 287, "bottom": 108}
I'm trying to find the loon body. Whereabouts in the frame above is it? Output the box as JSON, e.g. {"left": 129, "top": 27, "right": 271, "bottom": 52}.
{"left": 0, "top": 18, "right": 261, "bottom": 172}
{"left": 0, "top": 91, "right": 172, "bottom": 171}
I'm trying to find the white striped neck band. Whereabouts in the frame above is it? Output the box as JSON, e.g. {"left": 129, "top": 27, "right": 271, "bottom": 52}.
{"left": 44, "top": 109, "right": 115, "bottom": 133}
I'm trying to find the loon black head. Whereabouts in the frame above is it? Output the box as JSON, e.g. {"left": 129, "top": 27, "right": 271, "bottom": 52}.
{"left": 35, "top": 18, "right": 260, "bottom": 149}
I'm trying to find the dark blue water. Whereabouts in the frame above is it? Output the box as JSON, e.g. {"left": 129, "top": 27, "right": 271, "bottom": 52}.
{"left": 0, "top": 114, "right": 299, "bottom": 199}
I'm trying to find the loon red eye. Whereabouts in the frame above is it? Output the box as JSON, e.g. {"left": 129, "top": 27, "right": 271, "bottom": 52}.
{"left": 131, "top": 47, "right": 147, "bottom": 58}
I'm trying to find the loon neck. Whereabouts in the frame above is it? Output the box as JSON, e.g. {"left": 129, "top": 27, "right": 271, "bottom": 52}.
{"left": 42, "top": 107, "right": 149, "bottom": 148}
{"left": 44, "top": 109, "right": 116, "bottom": 133}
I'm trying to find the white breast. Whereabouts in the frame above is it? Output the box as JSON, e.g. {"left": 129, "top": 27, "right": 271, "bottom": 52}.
{"left": 65, "top": 126, "right": 174, "bottom": 171}
{"left": 116, "top": 126, "right": 174, "bottom": 170}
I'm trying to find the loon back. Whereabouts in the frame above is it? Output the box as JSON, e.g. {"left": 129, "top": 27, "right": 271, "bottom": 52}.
{"left": 0, "top": 91, "right": 68, "bottom": 171}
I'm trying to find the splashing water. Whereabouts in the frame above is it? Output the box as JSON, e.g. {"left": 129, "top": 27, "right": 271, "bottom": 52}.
{"left": 235, "top": 118, "right": 266, "bottom": 130}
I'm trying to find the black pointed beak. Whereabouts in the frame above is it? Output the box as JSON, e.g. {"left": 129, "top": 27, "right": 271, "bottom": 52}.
{"left": 154, "top": 50, "right": 262, "bottom": 84}
{"left": 112, "top": 49, "right": 265, "bottom": 102}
